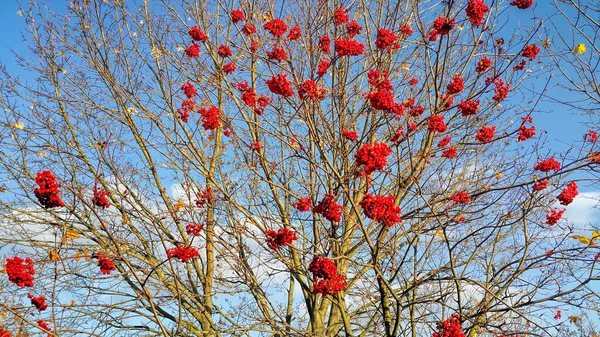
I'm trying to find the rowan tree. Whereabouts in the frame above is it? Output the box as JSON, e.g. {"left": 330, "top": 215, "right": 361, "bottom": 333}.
{"left": 0, "top": 0, "right": 598, "bottom": 336}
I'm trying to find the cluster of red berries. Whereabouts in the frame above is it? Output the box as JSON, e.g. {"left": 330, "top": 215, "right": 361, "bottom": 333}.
{"left": 476, "top": 57, "right": 492, "bottom": 72}
{"left": 490, "top": 77, "right": 509, "bottom": 102}
{"left": 354, "top": 142, "right": 393, "bottom": 176}
{"left": 375, "top": 28, "right": 399, "bottom": 51}
{"left": 450, "top": 191, "right": 472, "bottom": 205}
{"left": 557, "top": 181, "right": 578, "bottom": 206}
{"left": 199, "top": 106, "right": 222, "bottom": 131}
{"left": 263, "top": 18, "right": 288, "bottom": 37}
{"left": 266, "top": 74, "right": 295, "bottom": 97}
{"left": 195, "top": 188, "right": 213, "bottom": 208}
{"left": 334, "top": 38, "right": 365, "bottom": 56}
{"left": 584, "top": 130, "right": 598, "bottom": 143}
{"left": 234, "top": 81, "right": 272, "bottom": 115}
{"left": 266, "top": 46, "right": 287, "bottom": 63}
{"left": 546, "top": 208, "right": 565, "bottom": 225}
{"left": 92, "top": 188, "right": 111, "bottom": 208}
{"left": 97, "top": 252, "right": 116, "bottom": 275}
{"left": 186, "top": 223, "right": 204, "bottom": 236}
{"left": 265, "top": 228, "right": 298, "bottom": 250}
{"left": 27, "top": 293, "right": 48, "bottom": 311}
{"left": 428, "top": 115, "right": 448, "bottom": 133}
{"left": 317, "top": 59, "right": 330, "bottom": 77}
{"left": 298, "top": 80, "right": 326, "bottom": 101}
{"left": 533, "top": 158, "right": 561, "bottom": 173}
{"left": 521, "top": 44, "right": 540, "bottom": 61}
{"left": 342, "top": 130, "right": 358, "bottom": 141}
{"left": 230, "top": 9, "right": 244, "bottom": 23}
{"left": 532, "top": 178, "right": 549, "bottom": 191}
{"left": 510, "top": 0, "right": 533, "bottom": 9}
{"left": 166, "top": 246, "right": 200, "bottom": 262}
{"left": 433, "top": 314, "right": 465, "bottom": 337}
{"left": 359, "top": 194, "right": 402, "bottom": 227}
{"left": 475, "top": 125, "right": 496, "bottom": 143}
{"left": 446, "top": 75, "right": 465, "bottom": 95}
{"left": 292, "top": 197, "right": 312, "bottom": 212}
{"left": 428, "top": 17, "right": 456, "bottom": 41}
{"left": 6, "top": 256, "right": 35, "bottom": 287}
{"left": 313, "top": 194, "right": 344, "bottom": 222}
{"left": 334, "top": 8, "right": 350, "bottom": 25}
{"left": 308, "top": 256, "right": 347, "bottom": 296}
{"left": 517, "top": 116, "right": 536, "bottom": 141}
{"left": 34, "top": 170, "right": 65, "bottom": 209}
{"left": 465, "top": 0, "right": 490, "bottom": 27}
{"left": 458, "top": 100, "right": 479, "bottom": 116}
{"left": 178, "top": 82, "right": 197, "bottom": 122}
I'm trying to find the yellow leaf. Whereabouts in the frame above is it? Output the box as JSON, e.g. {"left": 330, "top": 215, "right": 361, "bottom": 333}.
{"left": 592, "top": 231, "right": 600, "bottom": 240}
{"left": 69, "top": 299, "right": 75, "bottom": 307}
{"left": 573, "top": 43, "right": 586, "bottom": 54}
{"left": 61, "top": 236, "right": 67, "bottom": 245}
{"left": 65, "top": 230, "right": 79, "bottom": 239}
{"left": 400, "top": 64, "right": 410, "bottom": 72}
{"left": 495, "top": 172, "right": 503, "bottom": 179}
{"left": 49, "top": 250, "right": 61, "bottom": 262}
{"left": 13, "top": 122, "right": 24, "bottom": 130}
{"left": 74, "top": 252, "right": 82, "bottom": 261}
{"left": 436, "top": 229, "right": 445, "bottom": 240}
{"left": 569, "top": 315, "right": 581, "bottom": 323}
{"left": 174, "top": 199, "right": 186, "bottom": 212}
{"left": 0, "top": 311, "right": 5, "bottom": 319}
{"left": 84, "top": 248, "right": 90, "bottom": 261}
{"left": 571, "top": 235, "right": 591, "bottom": 245}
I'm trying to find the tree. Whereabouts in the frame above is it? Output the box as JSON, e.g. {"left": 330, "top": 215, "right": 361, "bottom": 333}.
{"left": 0, "top": 0, "right": 598, "bottom": 336}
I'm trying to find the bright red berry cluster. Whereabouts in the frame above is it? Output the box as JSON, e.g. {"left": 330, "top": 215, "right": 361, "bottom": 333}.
{"left": 181, "top": 82, "right": 197, "bottom": 98}
{"left": 510, "top": 0, "right": 533, "bottom": 9}
{"left": 334, "top": 8, "right": 350, "bottom": 25}
{"left": 546, "top": 208, "right": 565, "bottom": 225}
{"left": 521, "top": 44, "right": 540, "bottom": 61}
{"left": 249, "top": 141, "right": 264, "bottom": 151}
{"left": 34, "top": 170, "right": 65, "bottom": 209}
{"left": 38, "top": 320, "right": 52, "bottom": 336}
{"left": 27, "top": 293, "right": 48, "bottom": 311}
{"left": 195, "top": 187, "right": 213, "bottom": 208}
{"left": 428, "top": 115, "right": 448, "bottom": 133}
{"left": 359, "top": 194, "right": 402, "bottom": 226}
{"left": 288, "top": 26, "right": 301, "bottom": 40}
{"left": 446, "top": 75, "right": 465, "bottom": 95}
{"left": 186, "top": 223, "right": 204, "bottom": 236}
{"left": 400, "top": 24, "right": 413, "bottom": 36}
{"left": 458, "top": 100, "right": 479, "bottom": 116}
{"left": 465, "top": 0, "right": 490, "bottom": 27}
{"left": 185, "top": 43, "right": 201, "bottom": 58}
{"left": 298, "top": 80, "right": 326, "bottom": 101}
{"left": 442, "top": 147, "right": 457, "bottom": 159}
{"left": 235, "top": 81, "right": 272, "bottom": 115}
{"left": 533, "top": 158, "right": 561, "bottom": 172}
{"left": 428, "top": 17, "right": 456, "bottom": 41}
{"left": 223, "top": 62, "right": 236, "bottom": 74}
{"left": 97, "top": 252, "right": 116, "bottom": 275}
{"left": 476, "top": 57, "right": 491, "bottom": 72}
{"left": 491, "top": 77, "right": 510, "bottom": 102}
{"left": 375, "top": 28, "right": 399, "bottom": 50}
{"left": 0, "top": 328, "right": 10, "bottom": 337}
{"left": 342, "top": 130, "right": 358, "bottom": 141}
{"left": 433, "top": 314, "right": 465, "bottom": 337}
{"left": 217, "top": 44, "right": 232, "bottom": 58}
{"left": 355, "top": 142, "right": 393, "bottom": 176}
{"left": 346, "top": 21, "right": 362, "bottom": 37}
{"left": 188, "top": 26, "right": 208, "bottom": 42}
{"left": 266, "top": 74, "right": 295, "bottom": 97}
{"left": 517, "top": 116, "right": 536, "bottom": 141}
{"left": 308, "top": 256, "right": 347, "bottom": 296}
{"left": 266, "top": 46, "right": 288, "bottom": 63}
{"left": 263, "top": 18, "right": 288, "bottom": 37}
{"left": 532, "top": 178, "right": 549, "bottom": 191}
{"left": 557, "top": 181, "right": 578, "bottom": 206}
{"left": 92, "top": 188, "right": 111, "bottom": 208}
{"left": 475, "top": 125, "right": 495, "bottom": 143}
{"left": 313, "top": 194, "right": 343, "bottom": 222}
{"left": 242, "top": 23, "right": 256, "bottom": 36}
{"left": 166, "top": 246, "right": 200, "bottom": 262}
{"left": 317, "top": 58, "right": 330, "bottom": 77}
{"left": 292, "top": 197, "right": 312, "bottom": 212}
{"left": 334, "top": 38, "right": 365, "bottom": 56}
{"left": 199, "top": 106, "right": 222, "bottom": 131}
{"left": 450, "top": 191, "right": 472, "bottom": 205}
{"left": 265, "top": 228, "right": 298, "bottom": 250}
{"left": 584, "top": 130, "right": 598, "bottom": 143}
{"left": 6, "top": 256, "right": 35, "bottom": 288}
{"left": 230, "top": 9, "right": 244, "bottom": 23}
